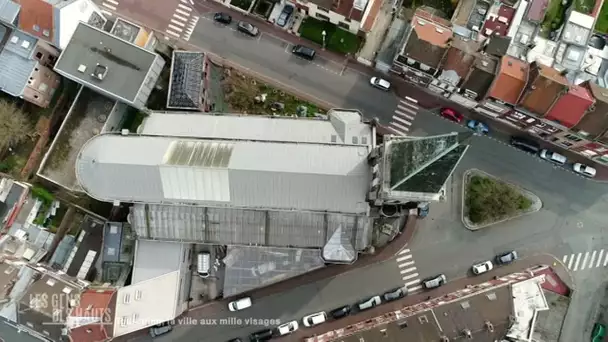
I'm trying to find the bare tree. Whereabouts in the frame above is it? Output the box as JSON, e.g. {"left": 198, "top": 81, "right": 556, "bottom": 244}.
{"left": 0, "top": 99, "right": 32, "bottom": 150}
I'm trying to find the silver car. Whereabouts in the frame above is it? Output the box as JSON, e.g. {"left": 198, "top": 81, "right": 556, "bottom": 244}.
{"left": 357, "top": 295, "right": 381, "bottom": 311}
{"left": 423, "top": 274, "right": 447, "bottom": 289}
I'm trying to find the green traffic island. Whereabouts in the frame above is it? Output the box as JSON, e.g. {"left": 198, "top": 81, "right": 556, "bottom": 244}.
{"left": 462, "top": 169, "right": 542, "bottom": 230}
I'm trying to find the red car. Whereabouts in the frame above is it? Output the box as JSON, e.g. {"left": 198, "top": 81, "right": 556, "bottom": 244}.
{"left": 440, "top": 108, "right": 464, "bottom": 123}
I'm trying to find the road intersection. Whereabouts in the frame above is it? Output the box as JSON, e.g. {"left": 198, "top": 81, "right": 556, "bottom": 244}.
{"left": 96, "top": 2, "right": 608, "bottom": 341}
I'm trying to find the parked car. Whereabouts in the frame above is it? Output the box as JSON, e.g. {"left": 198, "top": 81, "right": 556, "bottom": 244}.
{"left": 237, "top": 21, "right": 259, "bottom": 36}
{"left": 228, "top": 297, "right": 252, "bottom": 311}
{"left": 302, "top": 311, "right": 327, "bottom": 327}
{"left": 471, "top": 260, "right": 493, "bottom": 275}
{"left": 467, "top": 119, "right": 489, "bottom": 134}
{"left": 249, "top": 328, "right": 273, "bottom": 341}
{"left": 418, "top": 202, "right": 430, "bottom": 218}
{"left": 539, "top": 149, "right": 567, "bottom": 165}
{"left": 277, "top": 320, "right": 299, "bottom": 336}
{"left": 329, "top": 305, "right": 351, "bottom": 320}
{"left": 276, "top": 5, "right": 294, "bottom": 27}
{"left": 422, "top": 274, "right": 447, "bottom": 289}
{"left": 149, "top": 322, "right": 172, "bottom": 337}
{"left": 592, "top": 322, "right": 606, "bottom": 342}
{"left": 291, "top": 44, "right": 316, "bottom": 60}
{"left": 357, "top": 295, "right": 381, "bottom": 311}
{"left": 213, "top": 12, "right": 232, "bottom": 24}
{"left": 226, "top": 339, "right": 242, "bottom": 342}
{"left": 370, "top": 77, "right": 391, "bottom": 91}
{"left": 440, "top": 108, "right": 464, "bottom": 123}
{"left": 383, "top": 286, "right": 407, "bottom": 302}
{"left": 510, "top": 136, "right": 540, "bottom": 154}
{"left": 573, "top": 163, "right": 597, "bottom": 178}
{"left": 495, "top": 251, "right": 518, "bottom": 265}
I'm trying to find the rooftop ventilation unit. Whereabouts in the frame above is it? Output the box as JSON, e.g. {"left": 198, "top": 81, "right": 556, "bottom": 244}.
{"left": 417, "top": 19, "right": 425, "bottom": 26}
{"left": 485, "top": 321, "right": 495, "bottom": 332}
{"left": 436, "top": 27, "right": 444, "bottom": 33}
{"left": 21, "top": 40, "right": 30, "bottom": 49}
{"left": 92, "top": 64, "right": 108, "bottom": 81}
{"left": 462, "top": 329, "right": 473, "bottom": 339}
{"left": 9, "top": 36, "right": 18, "bottom": 44}
{"left": 77, "top": 64, "right": 87, "bottom": 73}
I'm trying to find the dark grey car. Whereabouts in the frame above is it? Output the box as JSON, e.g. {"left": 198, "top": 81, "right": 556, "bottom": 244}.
{"left": 496, "top": 250, "right": 518, "bottom": 265}
{"left": 237, "top": 21, "right": 259, "bottom": 36}
{"left": 383, "top": 286, "right": 407, "bottom": 302}
{"left": 329, "top": 305, "right": 351, "bottom": 319}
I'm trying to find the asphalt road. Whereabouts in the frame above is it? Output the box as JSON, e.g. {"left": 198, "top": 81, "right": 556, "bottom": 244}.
{"left": 98, "top": 3, "right": 608, "bottom": 342}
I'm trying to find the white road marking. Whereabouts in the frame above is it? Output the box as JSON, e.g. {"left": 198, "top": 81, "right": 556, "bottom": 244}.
{"left": 176, "top": 9, "right": 191, "bottom": 16}
{"left": 404, "top": 279, "right": 421, "bottom": 287}
{"left": 396, "top": 255, "right": 412, "bottom": 263}
{"left": 391, "top": 121, "right": 410, "bottom": 132}
{"left": 580, "top": 251, "right": 590, "bottom": 270}
{"left": 178, "top": 4, "right": 192, "bottom": 11}
{"left": 171, "top": 19, "right": 186, "bottom": 27}
{"left": 589, "top": 250, "right": 597, "bottom": 269}
{"left": 408, "top": 285, "right": 423, "bottom": 292}
{"left": 165, "top": 30, "right": 180, "bottom": 37}
{"left": 387, "top": 126, "right": 405, "bottom": 135}
{"left": 402, "top": 273, "right": 419, "bottom": 281}
{"left": 399, "top": 100, "right": 418, "bottom": 110}
{"left": 573, "top": 253, "right": 582, "bottom": 271}
{"left": 400, "top": 267, "right": 417, "bottom": 274}
{"left": 567, "top": 254, "right": 574, "bottom": 269}
{"left": 101, "top": 9, "right": 113, "bottom": 16}
{"left": 604, "top": 251, "right": 608, "bottom": 267}
{"left": 598, "top": 250, "right": 605, "bottom": 268}
{"left": 398, "top": 248, "right": 410, "bottom": 255}
{"left": 174, "top": 13, "right": 189, "bottom": 21}
{"left": 562, "top": 255, "right": 568, "bottom": 263}
{"left": 106, "top": 0, "right": 118, "bottom": 4}
{"left": 393, "top": 116, "right": 412, "bottom": 126}
{"left": 395, "top": 108, "right": 415, "bottom": 119}
{"left": 398, "top": 261, "right": 415, "bottom": 268}
{"left": 168, "top": 24, "right": 183, "bottom": 32}
{"left": 102, "top": 3, "right": 117, "bottom": 10}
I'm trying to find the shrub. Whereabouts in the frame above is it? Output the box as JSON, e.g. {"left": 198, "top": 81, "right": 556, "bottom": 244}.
{"left": 31, "top": 185, "right": 54, "bottom": 204}
{"left": 466, "top": 175, "right": 531, "bottom": 224}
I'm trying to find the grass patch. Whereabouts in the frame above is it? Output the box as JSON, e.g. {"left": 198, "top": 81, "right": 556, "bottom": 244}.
{"left": 574, "top": 0, "right": 595, "bottom": 14}
{"left": 596, "top": 0, "right": 608, "bottom": 33}
{"left": 540, "top": 0, "right": 566, "bottom": 38}
{"left": 222, "top": 69, "right": 324, "bottom": 116}
{"left": 0, "top": 139, "right": 35, "bottom": 179}
{"left": 298, "top": 18, "right": 361, "bottom": 54}
{"left": 466, "top": 175, "right": 532, "bottom": 224}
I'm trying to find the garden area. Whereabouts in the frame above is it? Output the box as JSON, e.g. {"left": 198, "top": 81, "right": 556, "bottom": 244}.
{"left": 573, "top": 0, "right": 595, "bottom": 14}
{"left": 464, "top": 173, "right": 535, "bottom": 227}
{"left": 540, "top": 0, "right": 568, "bottom": 38}
{"left": 221, "top": 68, "right": 324, "bottom": 116}
{"left": 596, "top": 0, "right": 608, "bottom": 33}
{"left": 30, "top": 185, "right": 68, "bottom": 232}
{"left": 298, "top": 18, "right": 361, "bottom": 54}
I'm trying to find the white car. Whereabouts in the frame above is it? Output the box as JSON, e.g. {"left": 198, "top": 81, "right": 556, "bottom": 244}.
{"left": 302, "top": 311, "right": 327, "bottom": 327}
{"left": 228, "top": 297, "right": 252, "bottom": 311}
{"left": 277, "top": 320, "right": 299, "bottom": 335}
{"left": 370, "top": 77, "right": 391, "bottom": 91}
{"left": 471, "top": 260, "right": 493, "bottom": 275}
{"left": 573, "top": 163, "right": 596, "bottom": 178}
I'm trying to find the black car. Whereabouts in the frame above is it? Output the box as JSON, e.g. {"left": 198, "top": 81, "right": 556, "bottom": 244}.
{"left": 237, "top": 21, "right": 259, "bottom": 37}
{"left": 383, "top": 287, "right": 407, "bottom": 302}
{"left": 495, "top": 251, "right": 518, "bottom": 265}
{"left": 292, "top": 44, "right": 316, "bottom": 60}
{"left": 329, "top": 305, "right": 351, "bottom": 320}
{"left": 277, "top": 5, "right": 294, "bottom": 27}
{"left": 214, "top": 12, "right": 232, "bottom": 24}
{"left": 249, "top": 328, "right": 273, "bottom": 341}
{"left": 510, "top": 136, "right": 540, "bottom": 154}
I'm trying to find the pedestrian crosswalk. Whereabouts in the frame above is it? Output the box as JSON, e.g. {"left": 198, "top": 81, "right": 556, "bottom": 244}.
{"left": 101, "top": 0, "right": 119, "bottom": 17}
{"left": 386, "top": 98, "right": 419, "bottom": 136}
{"left": 395, "top": 247, "right": 422, "bottom": 292}
{"left": 166, "top": 0, "right": 199, "bottom": 41}
{"left": 562, "top": 249, "right": 608, "bottom": 271}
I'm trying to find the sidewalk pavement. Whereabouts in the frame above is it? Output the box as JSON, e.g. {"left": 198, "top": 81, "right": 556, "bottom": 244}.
{"left": 357, "top": 0, "right": 395, "bottom": 64}
{"left": 272, "top": 253, "right": 572, "bottom": 341}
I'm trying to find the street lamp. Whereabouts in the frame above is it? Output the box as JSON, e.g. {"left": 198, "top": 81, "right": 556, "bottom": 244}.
{"left": 321, "top": 30, "right": 326, "bottom": 50}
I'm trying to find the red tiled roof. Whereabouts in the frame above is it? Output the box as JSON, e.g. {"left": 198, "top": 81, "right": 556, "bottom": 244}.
{"left": 545, "top": 85, "right": 595, "bottom": 128}
{"left": 441, "top": 37, "right": 480, "bottom": 80}
{"left": 411, "top": 15, "right": 452, "bottom": 47}
{"left": 526, "top": 0, "right": 548, "bottom": 22}
{"left": 69, "top": 289, "right": 116, "bottom": 342}
{"left": 481, "top": 5, "right": 515, "bottom": 36}
{"left": 16, "top": 0, "right": 55, "bottom": 42}
{"left": 488, "top": 56, "right": 529, "bottom": 104}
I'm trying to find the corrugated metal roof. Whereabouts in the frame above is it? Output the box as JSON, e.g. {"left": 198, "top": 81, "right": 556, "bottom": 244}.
{"left": 139, "top": 111, "right": 373, "bottom": 145}
{"left": 77, "top": 134, "right": 371, "bottom": 213}
{"left": 0, "top": 49, "right": 35, "bottom": 97}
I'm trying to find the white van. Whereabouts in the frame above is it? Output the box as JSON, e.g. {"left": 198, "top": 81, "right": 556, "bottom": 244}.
{"left": 228, "top": 297, "right": 252, "bottom": 311}
{"left": 197, "top": 252, "right": 210, "bottom": 278}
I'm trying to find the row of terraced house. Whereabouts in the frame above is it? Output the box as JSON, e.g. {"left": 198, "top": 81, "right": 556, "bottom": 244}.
{"left": 390, "top": 3, "right": 608, "bottom": 165}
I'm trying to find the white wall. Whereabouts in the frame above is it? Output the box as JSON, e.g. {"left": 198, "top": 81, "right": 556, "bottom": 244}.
{"left": 307, "top": 3, "right": 361, "bottom": 33}
{"left": 58, "top": 0, "right": 105, "bottom": 49}
{"left": 102, "top": 102, "right": 129, "bottom": 133}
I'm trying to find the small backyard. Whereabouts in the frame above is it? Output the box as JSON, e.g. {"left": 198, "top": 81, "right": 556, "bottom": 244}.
{"left": 299, "top": 18, "right": 361, "bottom": 54}
{"left": 573, "top": 0, "right": 595, "bottom": 14}
{"left": 540, "top": 0, "right": 569, "bottom": 38}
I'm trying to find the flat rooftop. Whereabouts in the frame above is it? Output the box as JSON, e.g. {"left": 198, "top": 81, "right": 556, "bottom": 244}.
{"left": 54, "top": 22, "right": 157, "bottom": 102}
{"left": 40, "top": 88, "right": 114, "bottom": 190}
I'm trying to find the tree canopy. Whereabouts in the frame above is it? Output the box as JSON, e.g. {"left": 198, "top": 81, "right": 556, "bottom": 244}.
{"left": 0, "top": 100, "right": 32, "bottom": 151}
{"left": 466, "top": 175, "right": 532, "bottom": 224}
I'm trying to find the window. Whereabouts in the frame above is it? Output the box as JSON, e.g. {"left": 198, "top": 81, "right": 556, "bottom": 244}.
{"left": 38, "top": 83, "right": 48, "bottom": 92}
{"left": 565, "top": 134, "right": 583, "bottom": 142}
{"left": 135, "top": 290, "right": 142, "bottom": 300}
{"left": 34, "top": 95, "right": 39, "bottom": 99}
{"left": 132, "top": 313, "right": 139, "bottom": 322}
{"left": 316, "top": 13, "right": 330, "bottom": 21}
{"left": 123, "top": 293, "right": 131, "bottom": 304}
{"left": 35, "top": 52, "right": 43, "bottom": 59}
{"left": 318, "top": 6, "right": 329, "bottom": 12}
{"left": 33, "top": 25, "right": 40, "bottom": 32}
{"left": 42, "top": 29, "right": 50, "bottom": 37}
{"left": 107, "top": 247, "right": 116, "bottom": 255}
{"left": 46, "top": 278, "right": 56, "bottom": 287}
{"left": 338, "top": 22, "right": 350, "bottom": 30}
{"left": 62, "top": 287, "right": 72, "bottom": 294}
{"left": 120, "top": 316, "right": 128, "bottom": 327}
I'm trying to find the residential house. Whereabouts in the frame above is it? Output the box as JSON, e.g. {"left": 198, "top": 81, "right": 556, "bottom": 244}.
{"left": 54, "top": 22, "right": 165, "bottom": 110}
{"left": 518, "top": 63, "right": 569, "bottom": 116}
{"left": 545, "top": 84, "right": 595, "bottom": 128}
{"left": 12, "top": 0, "right": 106, "bottom": 50}
{"left": 393, "top": 8, "right": 452, "bottom": 86}
{"left": 556, "top": 11, "right": 594, "bottom": 72}
{"left": 66, "top": 287, "right": 116, "bottom": 342}
{"left": 433, "top": 36, "right": 481, "bottom": 95}
{"left": 295, "top": 0, "right": 381, "bottom": 34}
{"left": 484, "top": 35, "right": 511, "bottom": 57}
{"left": 167, "top": 51, "right": 209, "bottom": 111}
{"left": 477, "top": 55, "right": 529, "bottom": 117}
{"left": 526, "top": 0, "right": 549, "bottom": 23}
{"left": 0, "top": 27, "right": 61, "bottom": 107}
{"left": 480, "top": 4, "right": 515, "bottom": 38}
{"left": 451, "top": 53, "right": 498, "bottom": 108}
{"left": 61, "top": 215, "right": 105, "bottom": 280}
{"left": 451, "top": 0, "right": 490, "bottom": 39}
{"left": 506, "top": 0, "right": 547, "bottom": 61}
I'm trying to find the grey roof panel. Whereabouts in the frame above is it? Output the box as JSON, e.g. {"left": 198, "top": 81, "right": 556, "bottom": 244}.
{"left": 132, "top": 240, "right": 184, "bottom": 283}
{"left": 0, "top": 49, "right": 35, "bottom": 97}
{"left": 167, "top": 51, "right": 204, "bottom": 109}
{"left": 0, "top": 0, "right": 20, "bottom": 25}
{"left": 4, "top": 30, "right": 37, "bottom": 59}
{"left": 322, "top": 225, "right": 356, "bottom": 263}
{"left": 103, "top": 222, "right": 123, "bottom": 263}
{"left": 54, "top": 22, "right": 157, "bottom": 102}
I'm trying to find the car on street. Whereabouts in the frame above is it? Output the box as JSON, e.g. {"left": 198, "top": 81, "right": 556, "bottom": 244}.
{"left": 573, "top": 163, "right": 597, "bottom": 178}
{"left": 302, "top": 311, "right": 327, "bottom": 327}
{"left": 213, "top": 12, "right": 232, "bottom": 24}
{"left": 357, "top": 295, "right": 382, "bottom": 311}
{"left": 237, "top": 21, "right": 259, "bottom": 36}
{"left": 467, "top": 120, "right": 489, "bottom": 134}
{"left": 249, "top": 328, "right": 273, "bottom": 341}
{"left": 329, "top": 305, "right": 351, "bottom": 320}
{"left": 440, "top": 108, "right": 464, "bottom": 123}
{"left": 495, "top": 251, "right": 518, "bottom": 265}
{"left": 539, "top": 149, "right": 567, "bottom": 165}
{"left": 370, "top": 77, "right": 391, "bottom": 91}
{"left": 510, "top": 136, "right": 540, "bottom": 154}
{"left": 291, "top": 44, "right": 316, "bottom": 60}
{"left": 149, "top": 322, "right": 172, "bottom": 337}
{"left": 383, "top": 286, "right": 407, "bottom": 302}
{"left": 277, "top": 320, "right": 299, "bottom": 335}
{"left": 471, "top": 260, "right": 493, "bottom": 275}
{"left": 422, "top": 274, "right": 447, "bottom": 289}
{"left": 276, "top": 5, "right": 294, "bottom": 27}
{"left": 228, "top": 297, "right": 252, "bottom": 311}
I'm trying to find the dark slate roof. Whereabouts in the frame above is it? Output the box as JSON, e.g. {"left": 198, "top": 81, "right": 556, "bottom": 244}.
{"left": 167, "top": 51, "right": 204, "bottom": 110}
{"left": 484, "top": 36, "right": 512, "bottom": 57}
{"left": 403, "top": 29, "right": 447, "bottom": 68}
